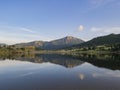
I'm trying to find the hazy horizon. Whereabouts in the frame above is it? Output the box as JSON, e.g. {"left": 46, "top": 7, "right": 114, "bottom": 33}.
{"left": 0, "top": 0, "right": 120, "bottom": 44}
{"left": 0, "top": 33, "right": 119, "bottom": 45}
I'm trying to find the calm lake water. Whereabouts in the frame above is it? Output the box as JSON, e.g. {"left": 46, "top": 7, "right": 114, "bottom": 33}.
{"left": 0, "top": 54, "right": 120, "bottom": 90}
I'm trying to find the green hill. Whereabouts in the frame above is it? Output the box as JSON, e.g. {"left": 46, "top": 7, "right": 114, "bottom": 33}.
{"left": 73, "top": 34, "right": 120, "bottom": 48}
{"left": 68, "top": 34, "right": 120, "bottom": 52}
{"left": 15, "top": 36, "right": 84, "bottom": 50}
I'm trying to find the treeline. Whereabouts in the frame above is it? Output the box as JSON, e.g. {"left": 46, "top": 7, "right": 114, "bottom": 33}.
{"left": 78, "top": 34, "right": 120, "bottom": 47}
{"left": 0, "top": 45, "right": 35, "bottom": 54}
{"left": 67, "top": 34, "right": 120, "bottom": 53}
{"left": 69, "top": 43, "right": 120, "bottom": 53}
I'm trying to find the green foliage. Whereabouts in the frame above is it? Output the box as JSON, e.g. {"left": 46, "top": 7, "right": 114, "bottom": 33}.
{"left": 69, "top": 34, "right": 120, "bottom": 52}
{"left": 0, "top": 45, "right": 35, "bottom": 55}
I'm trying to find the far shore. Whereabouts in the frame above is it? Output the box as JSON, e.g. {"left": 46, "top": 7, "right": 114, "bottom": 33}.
{"left": 34, "top": 50, "right": 120, "bottom": 55}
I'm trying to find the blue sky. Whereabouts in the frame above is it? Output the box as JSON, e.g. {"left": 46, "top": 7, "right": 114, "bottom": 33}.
{"left": 0, "top": 0, "right": 120, "bottom": 44}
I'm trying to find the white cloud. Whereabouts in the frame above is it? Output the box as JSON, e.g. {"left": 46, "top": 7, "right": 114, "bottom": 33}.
{"left": 90, "top": 0, "right": 116, "bottom": 8}
{"left": 91, "top": 26, "right": 120, "bottom": 34}
{"left": 19, "top": 27, "right": 37, "bottom": 34}
{"left": 78, "top": 25, "right": 84, "bottom": 32}
{"left": 91, "top": 27, "right": 102, "bottom": 31}
{"left": 0, "top": 37, "right": 29, "bottom": 45}
{"left": 0, "top": 25, "right": 50, "bottom": 44}
{"left": 93, "top": 70, "right": 120, "bottom": 78}
{"left": 82, "top": 0, "right": 117, "bottom": 13}
{"left": 1, "top": 26, "right": 37, "bottom": 34}
{"left": 78, "top": 73, "right": 85, "bottom": 80}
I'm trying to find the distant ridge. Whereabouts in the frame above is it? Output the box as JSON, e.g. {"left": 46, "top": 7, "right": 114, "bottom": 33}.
{"left": 15, "top": 36, "right": 84, "bottom": 50}
{"left": 71, "top": 33, "right": 120, "bottom": 48}
{"left": 0, "top": 43, "right": 7, "bottom": 47}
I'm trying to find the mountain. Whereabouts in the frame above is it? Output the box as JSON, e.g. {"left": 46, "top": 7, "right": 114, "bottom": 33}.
{"left": 0, "top": 43, "right": 7, "bottom": 47}
{"left": 43, "top": 36, "right": 84, "bottom": 49}
{"left": 15, "top": 41, "right": 45, "bottom": 47}
{"left": 72, "top": 33, "right": 120, "bottom": 48}
{"left": 15, "top": 36, "right": 84, "bottom": 50}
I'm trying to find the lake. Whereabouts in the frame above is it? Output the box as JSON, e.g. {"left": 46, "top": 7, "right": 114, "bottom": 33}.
{"left": 0, "top": 54, "right": 120, "bottom": 90}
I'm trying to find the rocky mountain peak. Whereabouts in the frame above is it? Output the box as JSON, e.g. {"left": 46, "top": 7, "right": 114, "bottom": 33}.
{"left": 65, "top": 36, "right": 74, "bottom": 40}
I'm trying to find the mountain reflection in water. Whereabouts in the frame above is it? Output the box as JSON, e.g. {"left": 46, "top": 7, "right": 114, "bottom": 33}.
{"left": 0, "top": 53, "right": 120, "bottom": 90}
{"left": 0, "top": 54, "right": 84, "bottom": 68}
{"left": 0, "top": 53, "right": 120, "bottom": 70}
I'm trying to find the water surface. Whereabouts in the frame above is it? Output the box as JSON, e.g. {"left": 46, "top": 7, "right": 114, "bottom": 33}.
{"left": 0, "top": 54, "right": 120, "bottom": 90}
